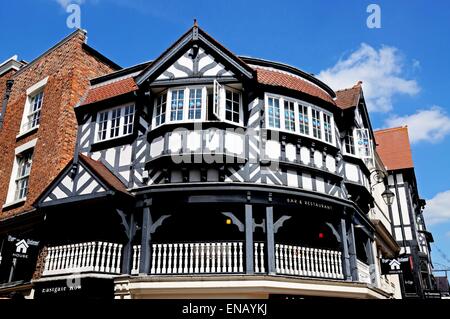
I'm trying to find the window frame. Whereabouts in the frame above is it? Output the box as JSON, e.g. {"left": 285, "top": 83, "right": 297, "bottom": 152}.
{"left": 222, "top": 86, "right": 243, "bottom": 126}
{"left": 166, "top": 86, "right": 207, "bottom": 124}
{"left": 151, "top": 84, "right": 242, "bottom": 128}
{"left": 14, "top": 150, "right": 33, "bottom": 201}
{"left": 153, "top": 91, "right": 168, "bottom": 128}
{"left": 344, "top": 129, "right": 356, "bottom": 156}
{"left": 264, "top": 93, "right": 335, "bottom": 146}
{"left": 18, "top": 77, "right": 48, "bottom": 136}
{"left": 94, "top": 103, "right": 136, "bottom": 143}
{"left": 3, "top": 138, "right": 37, "bottom": 208}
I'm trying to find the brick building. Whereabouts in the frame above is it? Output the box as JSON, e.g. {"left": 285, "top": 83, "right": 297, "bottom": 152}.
{"left": 0, "top": 29, "right": 119, "bottom": 297}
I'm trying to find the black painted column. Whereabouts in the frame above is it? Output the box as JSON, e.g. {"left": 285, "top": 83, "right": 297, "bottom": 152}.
{"left": 139, "top": 206, "right": 153, "bottom": 275}
{"left": 366, "top": 237, "right": 377, "bottom": 285}
{"left": 347, "top": 222, "right": 359, "bottom": 281}
{"left": 266, "top": 206, "right": 276, "bottom": 275}
{"left": 339, "top": 218, "right": 351, "bottom": 281}
{"left": 121, "top": 212, "right": 136, "bottom": 275}
{"left": 245, "top": 204, "right": 254, "bottom": 274}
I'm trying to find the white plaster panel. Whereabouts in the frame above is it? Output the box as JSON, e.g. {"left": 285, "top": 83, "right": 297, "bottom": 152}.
{"left": 150, "top": 137, "right": 164, "bottom": 158}
{"left": 225, "top": 132, "right": 244, "bottom": 155}
{"left": 316, "top": 177, "right": 325, "bottom": 193}
{"left": 287, "top": 170, "right": 298, "bottom": 187}
{"left": 302, "top": 173, "right": 312, "bottom": 191}
{"left": 187, "top": 131, "right": 201, "bottom": 151}
{"left": 326, "top": 155, "right": 336, "bottom": 172}
{"left": 345, "top": 163, "right": 359, "bottom": 182}
{"left": 314, "top": 151, "right": 322, "bottom": 168}
{"left": 285, "top": 143, "right": 296, "bottom": 162}
{"left": 205, "top": 130, "right": 220, "bottom": 151}
{"left": 266, "top": 141, "right": 280, "bottom": 160}
{"left": 300, "top": 147, "right": 310, "bottom": 164}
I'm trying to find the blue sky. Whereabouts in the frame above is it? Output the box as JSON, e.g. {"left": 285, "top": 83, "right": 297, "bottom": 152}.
{"left": 1, "top": 0, "right": 450, "bottom": 269}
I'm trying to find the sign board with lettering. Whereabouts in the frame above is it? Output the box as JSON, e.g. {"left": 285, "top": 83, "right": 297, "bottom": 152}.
{"left": 34, "top": 277, "right": 114, "bottom": 299}
{"left": 7, "top": 236, "right": 40, "bottom": 259}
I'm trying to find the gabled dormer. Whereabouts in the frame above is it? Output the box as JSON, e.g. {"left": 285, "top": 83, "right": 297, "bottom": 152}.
{"left": 336, "top": 81, "right": 376, "bottom": 169}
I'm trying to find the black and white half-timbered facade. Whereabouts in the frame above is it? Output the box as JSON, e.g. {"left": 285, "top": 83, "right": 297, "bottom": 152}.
{"left": 28, "top": 24, "right": 425, "bottom": 299}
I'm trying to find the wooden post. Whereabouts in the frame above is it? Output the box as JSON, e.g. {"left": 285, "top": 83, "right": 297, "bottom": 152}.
{"left": 347, "top": 222, "right": 359, "bottom": 281}
{"left": 245, "top": 204, "right": 254, "bottom": 274}
{"left": 121, "top": 211, "right": 136, "bottom": 275}
{"left": 266, "top": 206, "right": 276, "bottom": 275}
{"left": 366, "top": 237, "right": 377, "bottom": 285}
{"left": 139, "top": 206, "right": 152, "bottom": 275}
{"left": 339, "top": 218, "right": 352, "bottom": 281}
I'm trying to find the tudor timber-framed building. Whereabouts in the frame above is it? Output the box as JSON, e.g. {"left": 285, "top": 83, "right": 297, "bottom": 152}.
{"left": 0, "top": 24, "right": 435, "bottom": 299}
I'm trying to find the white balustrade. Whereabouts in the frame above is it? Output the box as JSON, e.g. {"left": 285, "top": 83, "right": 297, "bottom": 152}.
{"left": 125, "top": 241, "right": 343, "bottom": 280}
{"left": 42, "top": 241, "right": 123, "bottom": 276}
{"left": 275, "top": 244, "right": 343, "bottom": 279}
{"left": 137, "top": 241, "right": 245, "bottom": 275}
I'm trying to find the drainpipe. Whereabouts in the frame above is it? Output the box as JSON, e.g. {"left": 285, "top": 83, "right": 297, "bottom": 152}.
{"left": 0, "top": 80, "right": 14, "bottom": 129}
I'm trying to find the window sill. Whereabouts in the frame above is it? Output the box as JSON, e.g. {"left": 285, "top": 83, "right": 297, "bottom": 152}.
{"left": 2, "top": 198, "right": 26, "bottom": 210}
{"left": 16, "top": 125, "right": 39, "bottom": 140}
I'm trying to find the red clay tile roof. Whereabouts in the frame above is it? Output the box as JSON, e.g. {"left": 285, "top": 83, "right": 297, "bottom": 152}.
{"left": 254, "top": 67, "right": 335, "bottom": 105}
{"left": 79, "top": 153, "right": 130, "bottom": 196}
{"left": 80, "top": 77, "right": 138, "bottom": 106}
{"left": 374, "top": 126, "right": 414, "bottom": 171}
{"left": 335, "top": 82, "right": 362, "bottom": 110}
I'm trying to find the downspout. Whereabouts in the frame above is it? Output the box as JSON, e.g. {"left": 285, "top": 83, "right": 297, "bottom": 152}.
{"left": 0, "top": 79, "right": 14, "bottom": 129}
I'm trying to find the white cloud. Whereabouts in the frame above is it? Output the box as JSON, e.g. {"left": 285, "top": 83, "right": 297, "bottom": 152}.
{"left": 425, "top": 190, "right": 450, "bottom": 225}
{"left": 55, "top": 0, "right": 85, "bottom": 9}
{"left": 318, "top": 43, "right": 420, "bottom": 112}
{"left": 384, "top": 106, "right": 450, "bottom": 144}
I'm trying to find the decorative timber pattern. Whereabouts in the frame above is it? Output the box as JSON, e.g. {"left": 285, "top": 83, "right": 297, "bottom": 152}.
{"left": 42, "top": 163, "right": 106, "bottom": 203}
{"left": 156, "top": 48, "right": 234, "bottom": 81}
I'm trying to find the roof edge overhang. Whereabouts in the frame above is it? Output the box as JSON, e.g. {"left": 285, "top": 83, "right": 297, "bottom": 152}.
{"left": 135, "top": 26, "right": 255, "bottom": 86}
{"left": 241, "top": 56, "right": 336, "bottom": 98}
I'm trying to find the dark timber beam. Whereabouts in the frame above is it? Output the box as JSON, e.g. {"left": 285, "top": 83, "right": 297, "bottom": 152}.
{"left": 245, "top": 204, "right": 254, "bottom": 274}
{"left": 366, "top": 237, "right": 376, "bottom": 285}
{"left": 139, "top": 206, "right": 153, "bottom": 275}
{"left": 266, "top": 206, "right": 276, "bottom": 275}
{"left": 347, "top": 222, "right": 359, "bottom": 282}
{"left": 339, "top": 218, "right": 351, "bottom": 281}
{"left": 120, "top": 210, "right": 136, "bottom": 275}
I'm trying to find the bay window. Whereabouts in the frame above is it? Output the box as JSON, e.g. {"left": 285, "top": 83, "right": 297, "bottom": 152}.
{"left": 264, "top": 93, "right": 335, "bottom": 146}
{"left": 152, "top": 84, "right": 241, "bottom": 127}
{"left": 95, "top": 104, "right": 135, "bottom": 142}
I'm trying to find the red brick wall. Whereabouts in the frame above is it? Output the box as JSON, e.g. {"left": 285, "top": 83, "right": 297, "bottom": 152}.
{"left": 0, "top": 31, "right": 116, "bottom": 219}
